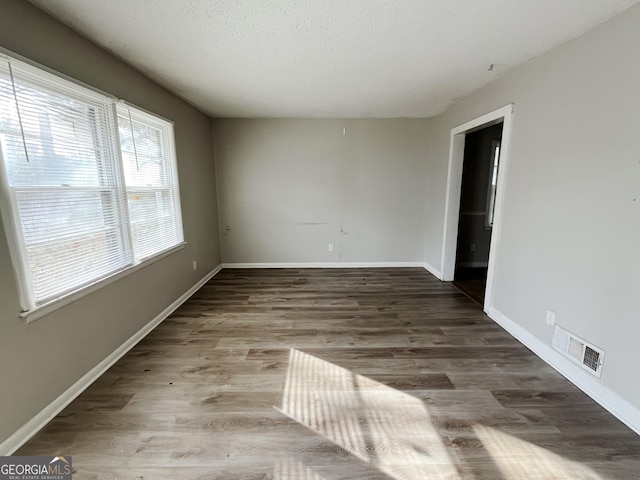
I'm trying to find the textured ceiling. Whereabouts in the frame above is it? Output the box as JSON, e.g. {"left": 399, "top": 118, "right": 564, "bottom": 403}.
{"left": 28, "top": 0, "right": 640, "bottom": 118}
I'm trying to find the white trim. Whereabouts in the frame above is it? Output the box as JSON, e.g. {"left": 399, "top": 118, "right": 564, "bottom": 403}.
{"left": 118, "top": 99, "right": 174, "bottom": 125}
{"left": 486, "top": 306, "right": 640, "bottom": 436}
{"left": 0, "top": 264, "right": 223, "bottom": 456}
{"left": 221, "top": 262, "right": 426, "bottom": 269}
{"left": 0, "top": 52, "right": 184, "bottom": 315}
{"left": 422, "top": 261, "right": 443, "bottom": 280}
{"left": 440, "top": 104, "right": 514, "bottom": 315}
{"left": 0, "top": 136, "right": 32, "bottom": 309}
{"left": 483, "top": 108, "right": 514, "bottom": 313}
{"left": 0, "top": 47, "right": 117, "bottom": 100}
{"left": 440, "top": 132, "right": 465, "bottom": 280}
{"left": 220, "top": 262, "right": 443, "bottom": 280}
{"left": 22, "top": 243, "right": 187, "bottom": 324}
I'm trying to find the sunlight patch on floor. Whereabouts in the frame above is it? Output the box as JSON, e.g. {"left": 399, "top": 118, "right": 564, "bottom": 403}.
{"left": 278, "top": 348, "right": 460, "bottom": 479}
{"left": 473, "top": 424, "right": 604, "bottom": 480}
{"left": 274, "top": 458, "right": 328, "bottom": 480}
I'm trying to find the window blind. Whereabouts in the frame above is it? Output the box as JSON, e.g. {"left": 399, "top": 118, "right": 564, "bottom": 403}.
{"left": 117, "top": 105, "right": 183, "bottom": 262}
{"left": 0, "top": 55, "right": 184, "bottom": 313}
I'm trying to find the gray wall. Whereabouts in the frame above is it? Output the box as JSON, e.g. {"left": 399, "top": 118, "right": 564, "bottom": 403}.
{"left": 424, "top": 4, "right": 640, "bottom": 409}
{"left": 3, "top": 0, "right": 640, "bottom": 448}
{"left": 0, "top": 0, "right": 220, "bottom": 444}
{"left": 213, "top": 119, "right": 431, "bottom": 264}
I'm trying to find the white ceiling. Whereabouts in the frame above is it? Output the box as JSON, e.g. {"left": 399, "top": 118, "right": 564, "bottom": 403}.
{"left": 29, "top": 0, "right": 640, "bottom": 118}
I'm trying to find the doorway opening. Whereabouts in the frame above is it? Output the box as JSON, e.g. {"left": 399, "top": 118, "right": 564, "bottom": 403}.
{"left": 440, "top": 104, "right": 513, "bottom": 312}
{"left": 453, "top": 122, "right": 503, "bottom": 305}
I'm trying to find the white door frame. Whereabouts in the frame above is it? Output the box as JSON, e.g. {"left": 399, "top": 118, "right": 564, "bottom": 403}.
{"left": 440, "top": 104, "right": 514, "bottom": 312}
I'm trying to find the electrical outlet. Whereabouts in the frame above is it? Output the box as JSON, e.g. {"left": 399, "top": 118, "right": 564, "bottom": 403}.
{"left": 546, "top": 309, "right": 556, "bottom": 326}
{"left": 470, "top": 243, "right": 477, "bottom": 252}
{"left": 192, "top": 260, "right": 197, "bottom": 271}
{"left": 328, "top": 244, "right": 334, "bottom": 252}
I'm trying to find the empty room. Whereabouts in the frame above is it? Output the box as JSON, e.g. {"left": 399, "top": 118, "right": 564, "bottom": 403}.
{"left": 1, "top": 0, "right": 639, "bottom": 478}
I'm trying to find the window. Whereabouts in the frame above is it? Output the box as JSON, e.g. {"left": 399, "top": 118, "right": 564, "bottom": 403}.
{"left": 485, "top": 140, "right": 501, "bottom": 228}
{"left": 116, "top": 105, "right": 183, "bottom": 262}
{"left": 0, "top": 55, "right": 183, "bottom": 313}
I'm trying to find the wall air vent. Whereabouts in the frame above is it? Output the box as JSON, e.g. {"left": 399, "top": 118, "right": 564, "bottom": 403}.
{"left": 552, "top": 325, "right": 604, "bottom": 377}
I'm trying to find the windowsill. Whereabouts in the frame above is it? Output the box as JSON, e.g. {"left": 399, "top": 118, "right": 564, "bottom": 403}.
{"left": 21, "top": 242, "right": 187, "bottom": 324}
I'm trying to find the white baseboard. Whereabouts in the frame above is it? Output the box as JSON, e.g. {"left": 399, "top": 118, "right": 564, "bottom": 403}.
{"left": 486, "top": 306, "right": 640, "bottom": 436}
{"left": 221, "top": 262, "right": 426, "bottom": 269}
{"left": 422, "top": 262, "right": 443, "bottom": 280}
{"left": 220, "top": 262, "right": 444, "bottom": 281}
{"left": 0, "top": 265, "right": 223, "bottom": 456}
{"left": 15, "top": 264, "right": 636, "bottom": 456}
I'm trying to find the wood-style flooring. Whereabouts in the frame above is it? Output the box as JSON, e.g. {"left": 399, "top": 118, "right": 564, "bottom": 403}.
{"left": 452, "top": 278, "right": 486, "bottom": 306}
{"left": 17, "top": 268, "right": 640, "bottom": 479}
{"left": 453, "top": 267, "right": 487, "bottom": 306}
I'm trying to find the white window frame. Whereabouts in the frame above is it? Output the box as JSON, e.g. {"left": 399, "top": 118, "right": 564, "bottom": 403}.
{"left": 484, "top": 139, "right": 501, "bottom": 229}
{"left": 116, "top": 102, "right": 184, "bottom": 263}
{"left": 0, "top": 53, "right": 185, "bottom": 323}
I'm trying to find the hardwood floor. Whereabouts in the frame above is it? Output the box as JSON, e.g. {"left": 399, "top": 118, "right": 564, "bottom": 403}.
{"left": 453, "top": 267, "right": 487, "bottom": 306}
{"left": 17, "top": 268, "right": 640, "bottom": 479}
{"left": 452, "top": 278, "right": 486, "bottom": 306}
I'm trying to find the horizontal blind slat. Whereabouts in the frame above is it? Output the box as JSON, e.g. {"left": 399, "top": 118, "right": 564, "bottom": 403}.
{"left": 1, "top": 56, "right": 183, "bottom": 312}
{"left": 1, "top": 58, "right": 130, "bottom": 307}
{"left": 117, "top": 104, "right": 183, "bottom": 263}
